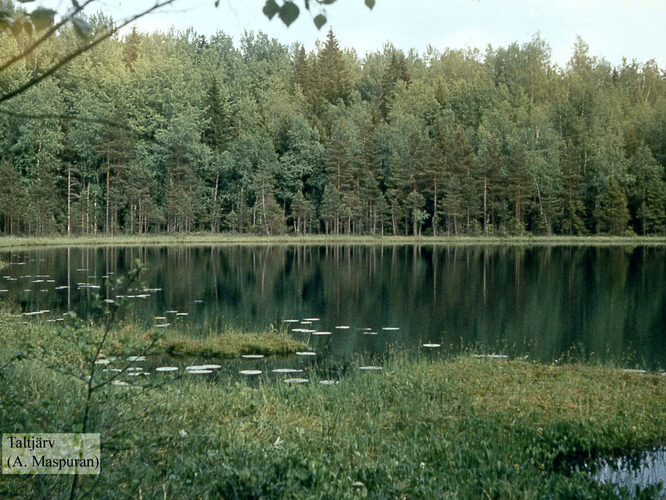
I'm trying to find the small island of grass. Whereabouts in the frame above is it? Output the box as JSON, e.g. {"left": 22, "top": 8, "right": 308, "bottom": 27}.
{"left": 155, "top": 331, "right": 306, "bottom": 357}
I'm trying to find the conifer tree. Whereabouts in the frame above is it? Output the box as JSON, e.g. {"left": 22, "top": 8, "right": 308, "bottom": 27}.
{"left": 316, "top": 29, "right": 351, "bottom": 105}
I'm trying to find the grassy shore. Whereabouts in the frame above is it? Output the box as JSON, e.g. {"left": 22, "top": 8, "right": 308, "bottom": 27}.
{"left": 1, "top": 311, "right": 665, "bottom": 498}
{"left": 1, "top": 232, "right": 666, "bottom": 249}
{"left": 1, "top": 353, "right": 664, "bottom": 498}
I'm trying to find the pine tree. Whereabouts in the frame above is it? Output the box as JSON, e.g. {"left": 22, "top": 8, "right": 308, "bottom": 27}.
{"left": 595, "top": 176, "right": 630, "bottom": 235}
{"left": 380, "top": 50, "right": 411, "bottom": 119}
{"left": 316, "top": 29, "right": 351, "bottom": 105}
{"left": 628, "top": 145, "right": 665, "bottom": 234}
{"left": 122, "top": 27, "right": 142, "bottom": 70}
{"left": 560, "top": 140, "right": 585, "bottom": 234}
{"left": 293, "top": 45, "right": 310, "bottom": 91}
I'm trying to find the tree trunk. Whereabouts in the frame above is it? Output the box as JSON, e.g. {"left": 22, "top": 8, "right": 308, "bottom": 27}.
{"left": 534, "top": 177, "right": 549, "bottom": 233}
{"left": 433, "top": 178, "right": 438, "bottom": 236}
{"left": 211, "top": 173, "right": 219, "bottom": 232}
{"left": 239, "top": 188, "right": 245, "bottom": 233}
{"left": 483, "top": 174, "right": 488, "bottom": 234}
{"left": 67, "top": 164, "right": 72, "bottom": 235}
{"left": 261, "top": 183, "right": 268, "bottom": 235}
{"left": 106, "top": 145, "right": 111, "bottom": 235}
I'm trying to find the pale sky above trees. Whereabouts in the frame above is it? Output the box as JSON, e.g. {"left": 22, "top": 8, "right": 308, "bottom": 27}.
{"left": 34, "top": 0, "right": 666, "bottom": 67}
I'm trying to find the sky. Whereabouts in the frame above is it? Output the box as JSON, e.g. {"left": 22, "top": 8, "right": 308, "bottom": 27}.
{"left": 49, "top": 0, "right": 666, "bottom": 68}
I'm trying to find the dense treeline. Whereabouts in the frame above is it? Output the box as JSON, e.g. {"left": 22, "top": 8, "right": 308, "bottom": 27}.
{"left": 0, "top": 10, "right": 665, "bottom": 236}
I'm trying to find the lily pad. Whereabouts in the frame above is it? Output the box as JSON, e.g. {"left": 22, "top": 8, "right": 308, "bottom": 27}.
{"left": 239, "top": 370, "right": 262, "bottom": 376}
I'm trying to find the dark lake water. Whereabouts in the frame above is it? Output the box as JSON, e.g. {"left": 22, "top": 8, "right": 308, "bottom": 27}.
{"left": 1, "top": 244, "right": 665, "bottom": 369}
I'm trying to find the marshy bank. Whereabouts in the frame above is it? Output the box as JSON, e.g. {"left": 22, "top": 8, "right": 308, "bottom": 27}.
{"left": 1, "top": 310, "right": 665, "bottom": 498}
{"left": 2, "top": 233, "right": 666, "bottom": 250}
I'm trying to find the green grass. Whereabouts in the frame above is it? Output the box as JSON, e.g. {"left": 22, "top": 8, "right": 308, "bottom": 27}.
{"left": 154, "top": 330, "right": 306, "bottom": 357}
{"left": 102, "top": 321, "right": 307, "bottom": 358}
{"left": 2, "top": 353, "right": 665, "bottom": 498}
{"left": 1, "top": 232, "right": 666, "bottom": 250}
{"left": 1, "top": 310, "right": 665, "bottom": 498}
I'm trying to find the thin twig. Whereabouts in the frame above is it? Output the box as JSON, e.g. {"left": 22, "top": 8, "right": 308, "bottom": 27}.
{"left": 0, "top": 110, "right": 155, "bottom": 141}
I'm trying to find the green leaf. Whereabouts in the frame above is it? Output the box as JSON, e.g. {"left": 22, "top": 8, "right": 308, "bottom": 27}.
{"left": 214, "top": 0, "right": 220, "bottom": 6}
{"left": 29, "top": 7, "right": 56, "bottom": 30}
{"left": 279, "top": 1, "right": 299, "bottom": 26}
{"left": 365, "top": 0, "right": 375, "bottom": 9}
{"left": 72, "top": 0, "right": 80, "bottom": 8}
{"left": 313, "top": 14, "right": 326, "bottom": 30}
{"left": 318, "top": 0, "right": 337, "bottom": 5}
{"left": 17, "top": 0, "right": 36, "bottom": 3}
{"left": 72, "top": 16, "right": 92, "bottom": 39}
{"left": 262, "top": 0, "right": 279, "bottom": 20}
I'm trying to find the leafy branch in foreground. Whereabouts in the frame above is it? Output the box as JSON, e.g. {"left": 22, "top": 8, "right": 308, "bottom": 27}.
{"left": 0, "top": 0, "right": 178, "bottom": 105}
{"left": 0, "top": 259, "right": 179, "bottom": 499}
{"left": 0, "top": 0, "right": 374, "bottom": 106}
{"left": 261, "top": 0, "right": 375, "bottom": 29}
{"left": 0, "top": 0, "right": 95, "bottom": 75}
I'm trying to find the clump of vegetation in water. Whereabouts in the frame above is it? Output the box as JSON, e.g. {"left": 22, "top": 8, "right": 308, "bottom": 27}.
{"left": 97, "top": 320, "right": 306, "bottom": 358}
{"left": 157, "top": 330, "right": 306, "bottom": 357}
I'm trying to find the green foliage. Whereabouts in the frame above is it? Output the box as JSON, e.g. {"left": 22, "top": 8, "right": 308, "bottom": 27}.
{"left": 0, "top": 13, "right": 664, "bottom": 237}
{"left": 2, "top": 328, "right": 666, "bottom": 498}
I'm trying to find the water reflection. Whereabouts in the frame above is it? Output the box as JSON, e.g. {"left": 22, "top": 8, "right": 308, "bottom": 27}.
{"left": 593, "top": 447, "right": 666, "bottom": 493}
{"left": 1, "top": 245, "right": 665, "bottom": 368}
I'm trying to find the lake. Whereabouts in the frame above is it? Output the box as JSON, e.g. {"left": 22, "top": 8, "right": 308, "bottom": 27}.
{"left": 2, "top": 244, "right": 665, "bottom": 369}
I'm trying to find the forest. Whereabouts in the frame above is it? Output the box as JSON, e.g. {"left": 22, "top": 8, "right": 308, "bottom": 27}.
{"left": 0, "top": 8, "right": 665, "bottom": 237}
